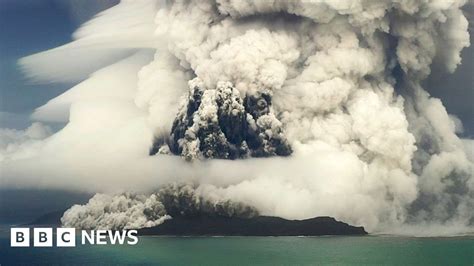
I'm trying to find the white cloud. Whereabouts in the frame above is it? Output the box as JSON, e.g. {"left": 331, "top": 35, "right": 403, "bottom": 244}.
{"left": 1, "top": 0, "right": 472, "bottom": 235}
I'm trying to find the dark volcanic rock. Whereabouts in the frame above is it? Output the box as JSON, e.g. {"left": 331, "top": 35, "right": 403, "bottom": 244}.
{"left": 152, "top": 80, "right": 292, "bottom": 160}
{"left": 27, "top": 208, "right": 368, "bottom": 237}
{"left": 138, "top": 215, "right": 367, "bottom": 236}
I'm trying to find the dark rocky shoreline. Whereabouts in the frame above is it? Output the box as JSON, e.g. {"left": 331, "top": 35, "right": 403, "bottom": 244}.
{"left": 138, "top": 215, "right": 367, "bottom": 236}
{"left": 28, "top": 210, "right": 367, "bottom": 236}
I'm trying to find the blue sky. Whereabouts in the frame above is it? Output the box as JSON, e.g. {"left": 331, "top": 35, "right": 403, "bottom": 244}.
{"left": 0, "top": 1, "right": 74, "bottom": 128}
{"left": 0, "top": 0, "right": 472, "bottom": 135}
{"left": 0, "top": 0, "right": 117, "bottom": 128}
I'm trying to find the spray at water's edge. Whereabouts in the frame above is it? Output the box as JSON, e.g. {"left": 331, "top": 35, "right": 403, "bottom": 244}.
{"left": 0, "top": 0, "right": 472, "bottom": 234}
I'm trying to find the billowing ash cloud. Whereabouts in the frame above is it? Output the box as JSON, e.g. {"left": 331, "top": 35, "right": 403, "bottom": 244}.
{"left": 156, "top": 79, "right": 292, "bottom": 160}
{"left": 62, "top": 192, "right": 170, "bottom": 230}
{"left": 62, "top": 183, "right": 258, "bottom": 230}
{"left": 0, "top": 0, "right": 473, "bottom": 235}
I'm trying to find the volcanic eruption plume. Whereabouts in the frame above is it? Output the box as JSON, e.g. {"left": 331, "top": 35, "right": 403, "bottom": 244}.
{"left": 0, "top": 0, "right": 473, "bottom": 235}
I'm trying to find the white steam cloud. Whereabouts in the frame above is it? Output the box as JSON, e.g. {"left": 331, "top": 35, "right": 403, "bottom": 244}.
{"left": 61, "top": 183, "right": 258, "bottom": 230}
{"left": 1, "top": 0, "right": 473, "bottom": 235}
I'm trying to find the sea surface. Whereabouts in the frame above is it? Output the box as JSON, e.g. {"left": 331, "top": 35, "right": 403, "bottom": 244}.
{"left": 0, "top": 228, "right": 473, "bottom": 265}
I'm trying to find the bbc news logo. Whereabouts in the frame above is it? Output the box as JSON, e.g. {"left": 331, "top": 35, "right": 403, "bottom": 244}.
{"left": 11, "top": 228, "right": 138, "bottom": 247}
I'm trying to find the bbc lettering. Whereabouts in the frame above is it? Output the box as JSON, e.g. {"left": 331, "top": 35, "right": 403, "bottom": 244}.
{"left": 10, "top": 228, "right": 138, "bottom": 247}
{"left": 11, "top": 228, "right": 75, "bottom": 247}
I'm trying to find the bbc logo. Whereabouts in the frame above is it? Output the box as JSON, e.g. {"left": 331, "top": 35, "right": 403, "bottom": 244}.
{"left": 11, "top": 228, "right": 76, "bottom": 247}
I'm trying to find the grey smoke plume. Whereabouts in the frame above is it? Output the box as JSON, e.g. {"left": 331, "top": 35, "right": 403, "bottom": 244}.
{"left": 0, "top": 0, "right": 472, "bottom": 235}
{"left": 62, "top": 192, "right": 170, "bottom": 230}
{"left": 158, "top": 79, "right": 292, "bottom": 160}
{"left": 62, "top": 183, "right": 258, "bottom": 230}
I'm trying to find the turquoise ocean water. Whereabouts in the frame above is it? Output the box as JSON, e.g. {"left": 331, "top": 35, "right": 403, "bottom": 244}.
{"left": 1, "top": 229, "right": 473, "bottom": 265}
